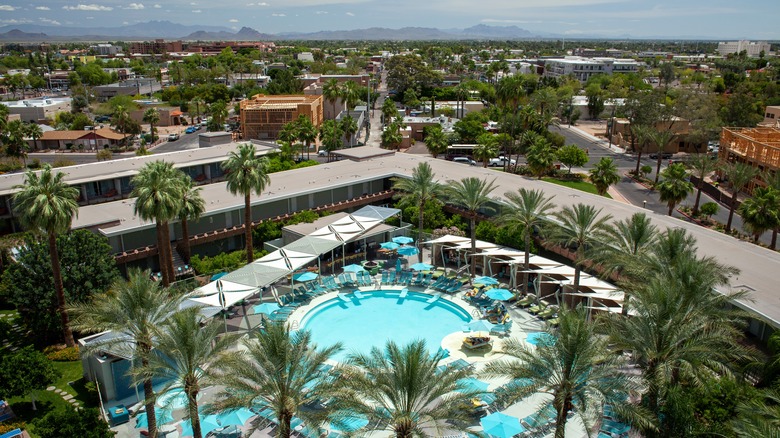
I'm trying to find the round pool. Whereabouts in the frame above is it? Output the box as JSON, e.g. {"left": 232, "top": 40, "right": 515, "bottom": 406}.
{"left": 300, "top": 290, "right": 472, "bottom": 361}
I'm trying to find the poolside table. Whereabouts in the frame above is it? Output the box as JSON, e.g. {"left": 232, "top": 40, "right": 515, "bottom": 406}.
{"left": 108, "top": 404, "right": 129, "bottom": 426}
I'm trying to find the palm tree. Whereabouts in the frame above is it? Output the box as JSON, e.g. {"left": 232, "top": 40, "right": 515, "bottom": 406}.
{"left": 209, "top": 101, "right": 228, "bottom": 126}
{"left": 733, "top": 389, "right": 780, "bottom": 437}
{"left": 424, "top": 125, "right": 449, "bottom": 158}
{"left": 382, "top": 98, "right": 397, "bottom": 125}
{"left": 687, "top": 153, "right": 720, "bottom": 215}
{"left": 381, "top": 121, "right": 403, "bottom": 150}
{"left": 474, "top": 133, "right": 499, "bottom": 167}
{"left": 648, "top": 129, "right": 675, "bottom": 184}
{"left": 131, "top": 161, "right": 183, "bottom": 286}
{"left": 342, "top": 80, "right": 361, "bottom": 111}
{"left": 209, "top": 322, "right": 342, "bottom": 438}
{"left": 631, "top": 124, "right": 654, "bottom": 176}
{"left": 320, "top": 119, "right": 344, "bottom": 160}
{"left": 278, "top": 122, "right": 299, "bottom": 159}
{"left": 323, "top": 79, "right": 344, "bottom": 119}
{"left": 526, "top": 137, "right": 556, "bottom": 179}
{"left": 24, "top": 122, "right": 43, "bottom": 152}
{"left": 143, "top": 108, "right": 160, "bottom": 143}
{"left": 295, "top": 115, "right": 318, "bottom": 160}
{"left": 392, "top": 162, "right": 445, "bottom": 262}
{"left": 3, "top": 120, "right": 28, "bottom": 165}
{"left": 222, "top": 143, "right": 270, "bottom": 264}
{"left": 112, "top": 105, "right": 130, "bottom": 145}
{"left": 739, "top": 186, "right": 780, "bottom": 242}
{"left": 189, "top": 97, "right": 205, "bottom": 124}
{"left": 485, "top": 307, "right": 642, "bottom": 438}
{"left": 445, "top": 177, "right": 498, "bottom": 277}
{"left": 334, "top": 340, "right": 479, "bottom": 438}
{"left": 656, "top": 163, "right": 694, "bottom": 216}
{"left": 340, "top": 114, "right": 358, "bottom": 147}
{"left": 589, "top": 157, "right": 621, "bottom": 196}
{"left": 761, "top": 170, "right": 780, "bottom": 249}
{"left": 498, "top": 188, "right": 555, "bottom": 293}
{"left": 547, "top": 204, "right": 612, "bottom": 296}
{"left": 142, "top": 308, "right": 236, "bottom": 438}
{"left": 177, "top": 174, "right": 205, "bottom": 264}
{"left": 69, "top": 270, "right": 184, "bottom": 438}
{"left": 12, "top": 165, "right": 79, "bottom": 346}
{"left": 723, "top": 162, "right": 759, "bottom": 232}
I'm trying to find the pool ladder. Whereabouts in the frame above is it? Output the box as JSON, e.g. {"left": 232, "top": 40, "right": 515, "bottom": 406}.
{"left": 289, "top": 320, "right": 299, "bottom": 331}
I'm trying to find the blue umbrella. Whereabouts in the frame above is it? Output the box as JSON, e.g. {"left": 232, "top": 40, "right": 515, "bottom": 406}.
{"left": 180, "top": 414, "right": 221, "bottom": 437}
{"left": 456, "top": 377, "right": 490, "bottom": 393}
{"left": 135, "top": 410, "right": 174, "bottom": 428}
{"left": 380, "top": 242, "right": 400, "bottom": 250}
{"left": 217, "top": 407, "right": 256, "bottom": 427}
{"left": 409, "top": 262, "right": 433, "bottom": 271}
{"left": 343, "top": 264, "right": 365, "bottom": 273}
{"left": 526, "top": 332, "right": 556, "bottom": 346}
{"left": 253, "top": 302, "right": 280, "bottom": 315}
{"left": 465, "top": 319, "right": 495, "bottom": 334}
{"left": 474, "top": 276, "right": 499, "bottom": 285}
{"left": 392, "top": 236, "right": 414, "bottom": 244}
{"left": 293, "top": 272, "right": 318, "bottom": 282}
{"left": 480, "top": 412, "right": 525, "bottom": 438}
{"left": 397, "top": 246, "right": 419, "bottom": 256}
{"left": 486, "top": 288, "right": 514, "bottom": 301}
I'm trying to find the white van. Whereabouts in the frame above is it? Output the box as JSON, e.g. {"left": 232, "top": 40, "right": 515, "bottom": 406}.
{"left": 452, "top": 157, "right": 476, "bottom": 166}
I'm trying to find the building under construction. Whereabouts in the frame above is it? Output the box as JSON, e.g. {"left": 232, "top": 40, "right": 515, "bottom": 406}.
{"left": 240, "top": 94, "right": 324, "bottom": 141}
{"left": 719, "top": 127, "right": 780, "bottom": 192}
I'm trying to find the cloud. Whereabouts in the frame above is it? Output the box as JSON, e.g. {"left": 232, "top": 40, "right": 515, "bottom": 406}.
{"left": 62, "top": 4, "right": 114, "bottom": 11}
{"left": 247, "top": 2, "right": 269, "bottom": 5}
{"left": 0, "top": 5, "right": 16, "bottom": 10}
{"left": 39, "top": 17, "right": 61, "bottom": 25}
{"left": 315, "top": 10, "right": 327, "bottom": 14}
{"left": 229, "top": 18, "right": 239, "bottom": 22}
{"left": 1, "top": 18, "right": 32, "bottom": 24}
{"left": 345, "top": 12, "right": 354, "bottom": 16}
{"left": 35, "top": 6, "right": 51, "bottom": 10}
{"left": 124, "top": 3, "right": 145, "bottom": 9}
{"left": 271, "top": 12, "right": 285, "bottom": 16}
{"left": 192, "top": 9, "right": 201, "bottom": 12}
{"left": 153, "top": 3, "right": 161, "bottom": 7}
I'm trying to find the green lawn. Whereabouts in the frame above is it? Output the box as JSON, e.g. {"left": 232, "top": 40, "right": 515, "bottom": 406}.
{"left": 542, "top": 177, "right": 612, "bottom": 199}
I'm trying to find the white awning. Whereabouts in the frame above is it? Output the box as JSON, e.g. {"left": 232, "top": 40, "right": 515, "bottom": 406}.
{"left": 422, "top": 235, "right": 471, "bottom": 245}
{"left": 188, "top": 289, "right": 257, "bottom": 309}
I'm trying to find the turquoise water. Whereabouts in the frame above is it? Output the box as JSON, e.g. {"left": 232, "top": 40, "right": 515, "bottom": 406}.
{"left": 300, "top": 290, "right": 472, "bottom": 360}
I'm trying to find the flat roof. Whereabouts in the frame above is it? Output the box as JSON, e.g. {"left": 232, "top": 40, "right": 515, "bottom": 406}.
{"left": 332, "top": 146, "right": 395, "bottom": 161}
{"left": 69, "top": 152, "right": 780, "bottom": 328}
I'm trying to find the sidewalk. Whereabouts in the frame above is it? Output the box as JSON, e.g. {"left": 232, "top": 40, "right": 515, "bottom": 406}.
{"left": 559, "top": 124, "right": 626, "bottom": 154}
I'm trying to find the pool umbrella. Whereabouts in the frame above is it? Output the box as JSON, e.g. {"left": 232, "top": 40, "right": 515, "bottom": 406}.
{"left": 409, "top": 262, "right": 433, "bottom": 271}
{"left": 486, "top": 288, "right": 514, "bottom": 301}
{"left": 474, "top": 276, "right": 499, "bottom": 285}
{"left": 252, "top": 302, "right": 280, "bottom": 315}
{"left": 392, "top": 236, "right": 414, "bottom": 244}
{"left": 135, "top": 410, "right": 174, "bottom": 428}
{"left": 480, "top": 412, "right": 525, "bottom": 438}
{"left": 465, "top": 319, "right": 495, "bottom": 335}
{"left": 456, "top": 377, "right": 490, "bottom": 393}
{"left": 293, "top": 272, "right": 318, "bottom": 282}
{"left": 397, "top": 246, "right": 419, "bottom": 256}
{"left": 180, "top": 414, "right": 221, "bottom": 437}
{"left": 380, "top": 241, "right": 400, "bottom": 250}
{"left": 343, "top": 264, "right": 365, "bottom": 273}
{"left": 216, "top": 407, "right": 256, "bottom": 427}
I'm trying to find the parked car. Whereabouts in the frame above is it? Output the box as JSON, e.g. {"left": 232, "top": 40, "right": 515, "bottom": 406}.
{"left": 185, "top": 126, "right": 197, "bottom": 134}
{"left": 95, "top": 115, "right": 111, "bottom": 123}
{"left": 649, "top": 152, "right": 674, "bottom": 160}
{"left": 488, "top": 156, "right": 517, "bottom": 167}
{"left": 453, "top": 157, "right": 477, "bottom": 166}
{"left": 168, "top": 133, "right": 179, "bottom": 141}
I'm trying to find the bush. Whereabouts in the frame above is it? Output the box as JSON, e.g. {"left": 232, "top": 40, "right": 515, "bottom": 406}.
{"left": 33, "top": 406, "right": 114, "bottom": 438}
{"left": 28, "top": 158, "right": 42, "bottom": 169}
{"left": 0, "top": 158, "right": 24, "bottom": 173}
{"left": 52, "top": 158, "right": 77, "bottom": 168}
{"left": 700, "top": 202, "right": 719, "bottom": 218}
{"left": 190, "top": 250, "right": 247, "bottom": 276}
{"left": 0, "top": 422, "right": 26, "bottom": 434}
{"left": 44, "top": 345, "right": 81, "bottom": 362}
{"left": 640, "top": 165, "right": 653, "bottom": 177}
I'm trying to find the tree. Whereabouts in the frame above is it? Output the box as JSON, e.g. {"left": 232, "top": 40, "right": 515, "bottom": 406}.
{"left": 385, "top": 54, "right": 441, "bottom": 98}
{"left": 334, "top": 340, "right": 479, "bottom": 438}
{"left": 34, "top": 406, "right": 115, "bottom": 438}
{"left": 222, "top": 143, "right": 270, "bottom": 263}
{"left": 1, "top": 230, "right": 118, "bottom": 344}
{"left": 656, "top": 163, "right": 694, "bottom": 216}
{"left": 131, "top": 161, "right": 183, "bottom": 286}
{"left": 210, "top": 322, "right": 342, "bottom": 438}
{"left": 648, "top": 129, "right": 676, "bottom": 184}
{"left": 547, "top": 204, "right": 612, "bottom": 296}
{"left": 585, "top": 83, "right": 605, "bottom": 119}
{"left": 723, "top": 162, "right": 759, "bottom": 232}
{"left": 381, "top": 98, "right": 397, "bottom": 125}
{"left": 24, "top": 122, "right": 43, "bottom": 153}
{"left": 2, "top": 120, "right": 28, "bottom": 165}
{"left": 209, "top": 101, "right": 228, "bottom": 126}
{"left": 588, "top": 157, "right": 621, "bottom": 196}
{"left": 340, "top": 114, "right": 358, "bottom": 147}
{"left": 392, "top": 162, "right": 445, "bottom": 262}
{"left": 342, "top": 80, "right": 361, "bottom": 110}
{"left": 323, "top": 79, "right": 344, "bottom": 119}
{"left": 474, "top": 133, "right": 499, "bottom": 167}
{"left": 445, "top": 177, "right": 498, "bottom": 278}
{"left": 739, "top": 187, "right": 780, "bottom": 242}
{"left": 485, "top": 307, "right": 642, "bottom": 438}
{"left": 381, "top": 121, "right": 403, "bottom": 150}
{"left": 687, "top": 153, "right": 720, "bottom": 215}
{"left": 143, "top": 108, "right": 160, "bottom": 143}
{"left": 69, "top": 270, "right": 184, "bottom": 438}
{"left": 96, "top": 148, "right": 113, "bottom": 161}
{"left": 498, "top": 188, "right": 555, "bottom": 294}
{"left": 761, "top": 171, "right": 780, "bottom": 249}
{"left": 12, "top": 165, "right": 79, "bottom": 346}
{"left": 177, "top": 174, "right": 205, "bottom": 264}
{"left": 295, "top": 115, "right": 318, "bottom": 160}
{"left": 111, "top": 104, "right": 131, "bottom": 143}
{"left": 423, "top": 125, "right": 448, "bottom": 158}
{"left": 320, "top": 119, "right": 344, "bottom": 159}
{"left": 143, "top": 308, "right": 236, "bottom": 438}
{"left": 0, "top": 346, "right": 59, "bottom": 410}
{"left": 556, "top": 144, "right": 588, "bottom": 173}
{"left": 189, "top": 97, "right": 205, "bottom": 124}
{"left": 526, "top": 137, "right": 557, "bottom": 179}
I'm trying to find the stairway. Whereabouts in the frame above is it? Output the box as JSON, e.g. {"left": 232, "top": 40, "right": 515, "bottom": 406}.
{"left": 171, "top": 246, "right": 192, "bottom": 277}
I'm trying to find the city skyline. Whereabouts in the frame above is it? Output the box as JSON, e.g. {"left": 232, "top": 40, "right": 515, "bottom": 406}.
{"left": 0, "top": 0, "right": 777, "bottom": 40}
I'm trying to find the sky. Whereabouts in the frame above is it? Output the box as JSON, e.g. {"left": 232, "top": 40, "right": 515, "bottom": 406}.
{"left": 0, "top": 0, "right": 777, "bottom": 39}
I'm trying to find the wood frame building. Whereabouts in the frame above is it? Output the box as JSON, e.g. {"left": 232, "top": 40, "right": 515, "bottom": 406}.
{"left": 240, "top": 94, "right": 323, "bottom": 140}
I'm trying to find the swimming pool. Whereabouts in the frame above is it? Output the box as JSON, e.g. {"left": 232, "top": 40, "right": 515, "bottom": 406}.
{"left": 300, "top": 290, "right": 472, "bottom": 360}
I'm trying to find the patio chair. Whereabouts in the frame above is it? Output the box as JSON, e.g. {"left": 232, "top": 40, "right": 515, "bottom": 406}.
{"left": 537, "top": 306, "right": 558, "bottom": 320}
{"left": 445, "top": 281, "right": 464, "bottom": 294}
{"left": 0, "top": 429, "right": 22, "bottom": 438}
{"left": 490, "top": 320, "right": 512, "bottom": 336}
{"left": 527, "top": 301, "right": 549, "bottom": 315}
{"left": 380, "top": 270, "right": 390, "bottom": 285}
{"left": 515, "top": 294, "right": 535, "bottom": 308}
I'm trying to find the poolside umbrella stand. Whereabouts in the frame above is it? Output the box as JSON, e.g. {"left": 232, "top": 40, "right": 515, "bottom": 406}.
{"left": 343, "top": 264, "right": 365, "bottom": 273}
{"left": 380, "top": 241, "right": 400, "bottom": 251}
{"left": 465, "top": 319, "right": 495, "bottom": 335}
{"left": 480, "top": 412, "right": 525, "bottom": 438}
{"left": 216, "top": 407, "right": 256, "bottom": 427}
{"left": 397, "top": 245, "right": 419, "bottom": 256}
{"left": 485, "top": 288, "right": 514, "bottom": 301}
{"left": 409, "top": 262, "right": 433, "bottom": 271}
{"left": 392, "top": 236, "right": 414, "bottom": 244}
{"left": 180, "top": 414, "right": 221, "bottom": 437}
{"left": 252, "top": 302, "right": 280, "bottom": 315}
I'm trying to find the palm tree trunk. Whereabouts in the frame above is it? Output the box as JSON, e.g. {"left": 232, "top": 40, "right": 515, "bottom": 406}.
{"left": 726, "top": 191, "right": 739, "bottom": 232}
{"left": 142, "top": 354, "right": 159, "bottom": 438}
{"left": 181, "top": 218, "right": 191, "bottom": 263}
{"left": 554, "top": 406, "right": 569, "bottom": 438}
{"left": 418, "top": 200, "right": 425, "bottom": 263}
{"left": 772, "top": 229, "right": 777, "bottom": 250}
{"left": 186, "top": 385, "right": 202, "bottom": 438}
{"left": 634, "top": 149, "right": 643, "bottom": 175}
{"left": 162, "top": 222, "right": 175, "bottom": 284}
{"left": 654, "top": 156, "right": 663, "bottom": 184}
{"left": 668, "top": 203, "right": 674, "bottom": 216}
{"left": 156, "top": 222, "right": 170, "bottom": 287}
{"left": 693, "top": 184, "right": 703, "bottom": 216}
{"left": 278, "top": 411, "right": 292, "bottom": 438}
{"left": 469, "top": 217, "right": 476, "bottom": 278}
{"left": 244, "top": 194, "right": 254, "bottom": 263}
{"left": 523, "top": 232, "right": 530, "bottom": 295}
{"left": 49, "top": 232, "right": 75, "bottom": 347}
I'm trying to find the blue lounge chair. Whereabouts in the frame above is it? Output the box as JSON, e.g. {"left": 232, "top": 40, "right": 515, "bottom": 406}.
{"left": 426, "top": 293, "right": 441, "bottom": 303}
{"left": 0, "top": 429, "right": 22, "bottom": 438}
{"left": 399, "top": 288, "right": 408, "bottom": 299}
{"left": 353, "top": 290, "right": 364, "bottom": 299}
{"left": 421, "top": 272, "right": 434, "bottom": 286}
{"left": 338, "top": 294, "right": 351, "bottom": 302}
{"left": 380, "top": 270, "right": 390, "bottom": 285}
{"left": 445, "top": 281, "right": 464, "bottom": 294}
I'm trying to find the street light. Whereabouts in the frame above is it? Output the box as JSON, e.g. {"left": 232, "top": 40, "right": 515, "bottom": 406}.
{"left": 643, "top": 200, "right": 647, "bottom": 209}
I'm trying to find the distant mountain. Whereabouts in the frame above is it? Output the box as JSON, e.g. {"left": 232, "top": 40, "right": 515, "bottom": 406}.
{"left": 0, "top": 29, "right": 49, "bottom": 41}
{"left": 458, "top": 24, "right": 535, "bottom": 39}
{"left": 0, "top": 21, "right": 233, "bottom": 40}
{"left": 278, "top": 26, "right": 459, "bottom": 41}
{"left": 183, "top": 27, "right": 275, "bottom": 41}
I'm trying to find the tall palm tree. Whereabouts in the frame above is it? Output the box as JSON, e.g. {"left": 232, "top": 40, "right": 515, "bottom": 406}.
{"left": 739, "top": 186, "right": 780, "bottom": 242}
{"left": 761, "top": 170, "right": 780, "bottom": 249}
{"left": 526, "top": 137, "right": 556, "bottom": 179}
{"left": 631, "top": 124, "right": 654, "bottom": 176}
{"left": 177, "top": 174, "right": 205, "bottom": 264}
{"left": 656, "top": 163, "right": 694, "bottom": 216}
{"left": 24, "top": 122, "right": 43, "bottom": 152}
{"left": 222, "top": 143, "right": 270, "bottom": 264}
{"left": 69, "top": 270, "right": 184, "bottom": 438}
{"left": 190, "top": 97, "right": 205, "bottom": 124}
{"left": 142, "top": 308, "right": 236, "bottom": 438}
{"left": 474, "top": 133, "right": 499, "bottom": 167}
{"left": 323, "top": 79, "right": 344, "bottom": 119}
{"left": 3, "top": 120, "right": 28, "bottom": 165}
{"left": 723, "top": 162, "right": 759, "bottom": 232}
{"left": 209, "top": 101, "right": 228, "bottom": 126}
{"left": 209, "top": 322, "right": 342, "bottom": 438}
{"left": 143, "top": 108, "right": 160, "bottom": 143}
{"left": 342, "top": 80, "right": 361, "bottom": 111}
{"left": 392, "top": 162, "right": 445, "bottom": 262}
{"left": 340, "top": 114, "right": 358, "bottom": 147}
{"left": 381, "top": 98, "right": 397, "bottom": 125}
{"left": 295, "top": 115, "right": 318, "bottom": 160}
{"left": 112, "top": 104, "right": 130, "bottom": 145}
{"left": 445, "top": 177, "right": 498, "bottom": 277}
{"left": 687, "top": 153, "right": 720, "bottom": 215}
{"left": 381, "top": 121, "right": 403, "bottom": 151}
{"left": 12, "top": 165, "right": 79, "bottom": 346}
{"left": 498, "top": 188, "right": 555, "bottom": 293}
{"left": 320, "top": 119, "right": 344, "bottom": 160}
{"left": 333, "top": 340, "right": 480, "bottom": 438}
{"left": 485, "top": 307, "right": 643, "bottom": 438}
{"left": 424, "top": 126, "right": 448, "bottom": 158}
{"left": 131, "top": 161, "right": 183, "bottom": 286}
{"left": 278, "top": 121, "right": 299, "bottom": 159}
{"left": 589, "top": 157, "right": 621, "bottom": 196}
{"left": 547, "top": 204, "right": 612, "bottom": 296}
{"left": 648, "top": 129, "right": 675, "bottom": 184}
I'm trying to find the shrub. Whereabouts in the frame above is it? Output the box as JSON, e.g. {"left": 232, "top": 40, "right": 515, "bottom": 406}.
{"left": 700, "top": 202, "right": 719, "bottom": 218}
{"left": 28, "top": 158, "right": 42, "bottom": 169}
{"left": 640, "top": 165, "right": 653, "bottom": 177}
{"left": 0, "top": 422, "right": 26, "bottom": 434}
{"left": 0, "top": 158, "right": 24, "bottom": 173}
{"left": 96, "top": 149, "right": 112, "bottom": 161}
{"left": 52, "top": 158, "right": 77, "bottom": 168}
{"left": 190, "top": 250, "right": 247, "bottom": 276}
{"left": 45, "top": 345, "right": 80, "bottom": 362}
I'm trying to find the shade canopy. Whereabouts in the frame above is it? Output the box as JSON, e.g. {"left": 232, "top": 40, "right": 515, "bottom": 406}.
{"left": 180, "top": 414, "right": 221, "bottom": 437}
{"left": 474, "top": 276, "right": 499, "bottom": 285}
{"left": 392, "top": 236, "right": 414, "bottom": 244}
{"left": 486, "top": 288, "right": 514, "bottom": 301}
{"left": 380, "top": 242, "right": 400, "bottom": 250}
{"left": 252, "top": 302, "right": 281, "bottom": 314}
{"left": 343, "top": 264, "right": 365, "bottom": 273}
{"left": 422, "top": 235, "right": 470, "bottom": 245}
{"left": 292, "top": 271, "right": 318, "bottom": 282}
{"left": 480, "top": 412, "right": 525, "bottom": 438}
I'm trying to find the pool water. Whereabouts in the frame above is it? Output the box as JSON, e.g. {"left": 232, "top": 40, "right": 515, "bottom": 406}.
{"left": 300, "top": 290, "right": 472, "bottom": 361}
